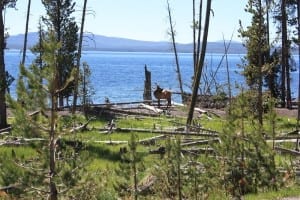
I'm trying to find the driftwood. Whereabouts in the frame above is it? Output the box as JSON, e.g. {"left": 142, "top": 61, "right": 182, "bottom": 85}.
{"left": 139, "top": 103, "right": 163, "bottom": 114}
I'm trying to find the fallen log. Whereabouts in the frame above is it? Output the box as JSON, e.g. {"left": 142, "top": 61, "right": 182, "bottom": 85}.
{"left": 70, "top": 120, "right": 90, "bottom": 133}
{"left": 194, "top": 107, "right": 207, "bottom": 114}
{"left": 0, "top": 137, "right": 47, "bottom": 146}
{"left": 139, "top": 103, "right": 163, "bottom": 114}
{"left": 0, "top": 131, "right": 10, "bottom": 136}
{"left": 94, "top": 140, "right": 128, "bottom": 145}
{"left": 149, "top": 146, "right": 166, "bottom": 154}
{"left": 181, "top": 147, "right": 215, "bottom": 154}
{"left": 110, "top": 127, "right": 219, "bottom": 137}
{"left": 0, "top": 184, "right": 21, "bottom": 191}
{"left": 102, "top": 107, "right": 159, "bottom": 117}
{"left": 0, "top": 127, "right": 11, "bottom": 134}
{"left": 275, "top": 146, "right": 300, "bottom": 156}
{"left": 181, "top": 138, "right": 220, "bottom": 147}
{"left": 139, "top": 135, "right": 166, "bottom": 145}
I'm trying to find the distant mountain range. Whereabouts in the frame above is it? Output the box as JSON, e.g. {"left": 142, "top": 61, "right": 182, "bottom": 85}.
{"left": 7, "top": 32, "right": 246, "bottom": 54}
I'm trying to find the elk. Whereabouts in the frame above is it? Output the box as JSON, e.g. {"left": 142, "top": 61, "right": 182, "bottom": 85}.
{"left": 153, "top": 85, "right": 172, "bottom": 108}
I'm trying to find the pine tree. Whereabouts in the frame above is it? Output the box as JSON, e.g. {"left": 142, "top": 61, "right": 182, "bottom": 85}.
{"left": 7, "top": 32, "right": 84, "bottom": 199}
{"left": 41, "top": 0, "right": 78, "bottom": 108}
{"left": 114, "top": 132, "right": 145, "bottom": 199}
{"left": 0, "top": 0, "right": 17, "bottom": 129}
{"left": 216, "top": 90, "right": 278, "bottom": 197}
{"left": 239, "top": 0, "right": 270, "bottom": 125}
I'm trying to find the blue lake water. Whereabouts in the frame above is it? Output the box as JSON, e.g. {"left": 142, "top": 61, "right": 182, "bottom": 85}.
{"left": 5, "top": 49, "right": 300, "bottom": 103}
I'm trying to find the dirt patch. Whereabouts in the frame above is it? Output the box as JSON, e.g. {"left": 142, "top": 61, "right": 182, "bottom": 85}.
{"left": 275, "top": 108, "right": 298, "bottom": 119}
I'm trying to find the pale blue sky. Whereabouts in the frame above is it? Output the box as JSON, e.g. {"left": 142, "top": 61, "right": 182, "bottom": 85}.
{"left": 5, "top": 0, "right": 250, "bottom": 43}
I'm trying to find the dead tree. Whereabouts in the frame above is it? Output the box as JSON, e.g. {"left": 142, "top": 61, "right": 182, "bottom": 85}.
{"left": 187, "top": 0, "right": 212, "bottom": 127}
{"left": 143, "top": 65, "right": 152, "bottom": 101}
{"left": 72, "top": 0, "right": 88, "bottom": 114}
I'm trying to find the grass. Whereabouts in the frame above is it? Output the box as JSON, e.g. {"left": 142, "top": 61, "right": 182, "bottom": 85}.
{"left": 1, "top": 106, "right": 300, "bottom": 199}
{"left": 244, "top": 184, "right": 300, "bottom": 200}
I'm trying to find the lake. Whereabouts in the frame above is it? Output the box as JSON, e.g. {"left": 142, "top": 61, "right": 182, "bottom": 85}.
{"left": 5, "top": 49, "right": 300, "bottom": 103}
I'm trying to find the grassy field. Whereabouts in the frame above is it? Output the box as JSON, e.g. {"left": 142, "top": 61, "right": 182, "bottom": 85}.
{"left": 1, "top": 106, "right": 300, "bottom": 199}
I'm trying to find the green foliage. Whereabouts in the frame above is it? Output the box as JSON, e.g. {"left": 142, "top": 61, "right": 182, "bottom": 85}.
{"left": 215, "top": 92, "right": 279, "bottom": 198}
{"left": 114, "top": 132, "right": 145, "bottom": 199}
{"left": 40, "top": 0, "right": 79, "bottom": 106}
{"left": 152, "top": 136, "right": 184, "bottom": 199}
{"left": 79, "top": 62, "right": 95, "bottom": 111}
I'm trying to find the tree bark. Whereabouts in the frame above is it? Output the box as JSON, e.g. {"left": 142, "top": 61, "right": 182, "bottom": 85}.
{"left": 281, "top": 0, "right": 292, "bottom": 109}
{"left": 143, "top": 65, "right": 152, "bottom": 101}
{"left": 72, "top": 0, "right": 88, "bottom": 114}
{"left": 257, "top": 0, "right": 263, "bottom": 126}
{"left": 186, "top": 0, "right": 212, "bottom": 127}
{"left": 281, "top": 0, "right": 287, "bottom": 108}
{"left": 21, "top": 0, "right": 31, "bottom": 65}
{"left": 0, "top": 5, "right": 7, "bottom": 129}
{"left": 166, "top": 0, "right": 184, "bottom": 103}
{"left": 297, "top": 0, "right": 300, "bottom": 128}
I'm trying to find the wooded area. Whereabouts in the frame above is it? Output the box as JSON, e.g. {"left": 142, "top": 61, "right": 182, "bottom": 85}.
{"left": 0, "top": 0, "right": 300, "bottom": 199}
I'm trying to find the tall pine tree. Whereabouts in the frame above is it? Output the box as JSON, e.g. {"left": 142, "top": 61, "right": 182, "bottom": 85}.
{"left": 41, "top": 0, "right": 78, "bottom": 108}
{"left": 0, "top": 0, "right": 17, "bottom": 129}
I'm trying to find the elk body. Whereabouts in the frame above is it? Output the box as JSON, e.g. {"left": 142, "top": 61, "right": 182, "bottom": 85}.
{"left": 153, "top": 85, "right": 172, "bottom": 108}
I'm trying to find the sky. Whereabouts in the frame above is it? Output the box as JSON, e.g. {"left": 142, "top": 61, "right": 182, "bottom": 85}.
{"left": 5, "top": 0, "right": 251, "bottom": 43}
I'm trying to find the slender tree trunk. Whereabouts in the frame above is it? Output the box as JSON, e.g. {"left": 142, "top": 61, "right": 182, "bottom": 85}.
{"left": 265, "top": 0, "right": 276, "bottom": 98}
{"left": 166, "top": 0, "right": 184, "bottom": 103}
{"left": 176, "top": 138, "right": 182, "bottom": 200}
{"left": 258, "top": 0, "right": 263, "bottom": 126}
{"left": 286, "top": 51, "right": 292, "bottom": 108}
{"left": 281, "top": 0, "right": 287, "bottom": 108}
{"left": 223, "top": 36, "right": 232, "bottom": 113}
{"left": 49, "top": 93, "right": 58, "bottom": 200}
{"left": 297, "top": 0, "right": 300, "bottom": 129}
{"left": 72, "top": 0, "right": 88, "bottom": 114}
{"left": 186, "top": 0, "right": 212, "bottom": 127}
{"left": 193, "top": 0, "right": 196, "bottom": 73}
{"left": 196, "top": 0, "right": 203, "bottom": 66}
{"left": 0, "top": 6, "right": 7, "bottom": 129}
{"left": 21, "top": 0, "right": 31, "bottom": 65}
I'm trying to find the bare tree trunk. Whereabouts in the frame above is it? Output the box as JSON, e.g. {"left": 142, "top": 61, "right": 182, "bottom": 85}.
{"left": 21, "top": 0, "right": 31, "bottom": 65}
{"left": 297, "top": 0, "right": 300, "bottom": 129}
{"left": 258, "top": 0, "right": 263, "bottom": 126}
{"left": 186, "top": 0, "right": 212, "bottom": 127}
{"left": 281, "top": 0, "right": 287, "bottom": 108}
{"left": 193, "top": 0, "right": 196, "bottom": 73}
{"left": 223, "top": 35, "right": 232, "bottom": 113}
{"left": 49, "top": 93, "right": 58, "bottom": 200}
{"left": 196, "top": 0, "right": 203, "bottom": 68}
{"left": 0, "top": 5, "right": 7, "bottom": 129}
{"left": 72, "top": 0, "right": 88, "bottom": 114}
{"left": 143, "top": 65, "right": 152, "bottom": 101}
{"left": 166, "top": 0, "right": 184, "bottom": 103}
